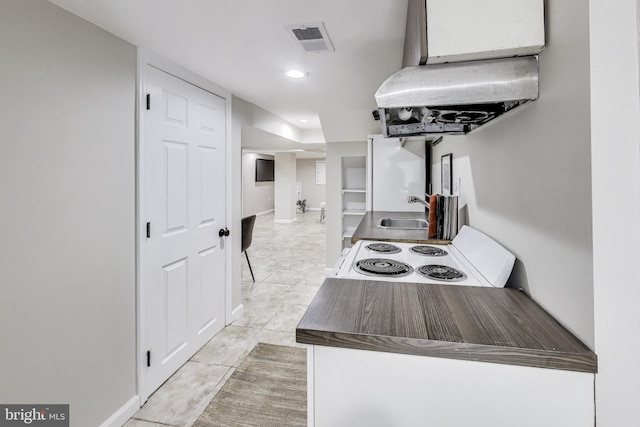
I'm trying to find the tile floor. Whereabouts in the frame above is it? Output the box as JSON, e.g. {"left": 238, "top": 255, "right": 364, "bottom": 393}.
{"left": 124, "top": 211, "right": 326, "bottom": 427}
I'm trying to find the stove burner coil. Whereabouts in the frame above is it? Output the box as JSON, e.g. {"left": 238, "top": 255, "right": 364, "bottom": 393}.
{"left": 365, "top": 243, "right": 402, "bottom": 254}
{"left": 410, "top": 245, "right": 448, "bottom": 256}
{"left": 355, "top": 258, "right": 413, "bottom": 277}
{"left": 416, "top": 265, "right": 466, "bottom": 282}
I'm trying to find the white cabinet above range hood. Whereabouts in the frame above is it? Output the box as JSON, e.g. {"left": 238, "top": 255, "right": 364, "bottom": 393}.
{"left": 404, "top": 0, "right": 545, "bottom": 66}
{"left": 376, "top": 0, "right": 545, "bottom": 137}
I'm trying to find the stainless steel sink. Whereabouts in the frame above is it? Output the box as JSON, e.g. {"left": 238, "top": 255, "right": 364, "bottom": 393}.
{"left": 378, "top": 217, "right": 428, "bottom": 229}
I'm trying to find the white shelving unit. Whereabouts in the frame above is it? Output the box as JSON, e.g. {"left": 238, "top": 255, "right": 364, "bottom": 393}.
{"left": 341, "top": 157, "right": 367, "bottom": 249}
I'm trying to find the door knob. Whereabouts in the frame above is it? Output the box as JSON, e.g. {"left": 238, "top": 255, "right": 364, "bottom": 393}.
{"left": 218, "top": 228, "right": 230, "bottom": 237}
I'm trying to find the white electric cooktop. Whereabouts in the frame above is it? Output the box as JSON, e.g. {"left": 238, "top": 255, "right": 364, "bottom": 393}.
{"left": 334, "top": 226, "right": 515, "bottom": 288}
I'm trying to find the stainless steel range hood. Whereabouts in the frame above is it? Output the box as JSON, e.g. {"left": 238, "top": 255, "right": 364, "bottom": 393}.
{"left": 375, "top": 56, "right": 539, "bottom": 137}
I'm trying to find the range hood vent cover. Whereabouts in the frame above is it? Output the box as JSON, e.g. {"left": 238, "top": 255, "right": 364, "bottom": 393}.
{"left": 285, "top": 22, "right": 335, "bottom": 53}
{"left": 375, "top": 56, "right": 539, "bottom": 136}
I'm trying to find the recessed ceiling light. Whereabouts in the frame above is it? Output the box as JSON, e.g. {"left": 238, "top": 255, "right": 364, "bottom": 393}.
{"left": 298, "top": 119, "right": 309, "bottom": 123}
{"left": 286, "top": 69, "right": 306, "bottom": 79}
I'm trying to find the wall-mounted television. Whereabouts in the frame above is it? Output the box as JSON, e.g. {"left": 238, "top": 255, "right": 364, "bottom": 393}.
{"left": 255, "top": 158, "right": 275, "bottom": 182}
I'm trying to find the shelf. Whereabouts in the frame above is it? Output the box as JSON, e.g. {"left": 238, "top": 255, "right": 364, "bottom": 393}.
{"left": 342, "top": 224, "right": 358, "bottom": 239}
{"left": 343, "top": 209, "right": 366, "bottom": 216}
{"left": 341, "top": 156, "right": 367, "bottom": 251}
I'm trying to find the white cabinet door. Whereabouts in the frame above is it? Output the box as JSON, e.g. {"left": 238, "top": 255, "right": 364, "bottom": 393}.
{"left": 310, "top": 345, "right": 594, "bottom": 427}
{"left": 426, "top": 0, "right": 545, "bottom": 63}
{"left": 370, "top": 135, "right": 426, "bottom": 212}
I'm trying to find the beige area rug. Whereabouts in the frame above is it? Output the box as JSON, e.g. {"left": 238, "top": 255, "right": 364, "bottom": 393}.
{"left": 193, "top": 343, "right": 306, "bottom": 427}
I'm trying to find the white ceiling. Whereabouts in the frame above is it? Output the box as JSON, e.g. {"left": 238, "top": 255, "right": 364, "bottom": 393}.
{"left": 47, "top": 0, "right": 408, "bottom": 152}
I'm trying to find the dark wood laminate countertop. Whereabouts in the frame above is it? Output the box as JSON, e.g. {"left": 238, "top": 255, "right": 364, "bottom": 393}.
{"left": 296, "top": 278, "right": 597, "bottom": 373}
{"left": 351, "top": 211, "right": 450, "bottom": 244}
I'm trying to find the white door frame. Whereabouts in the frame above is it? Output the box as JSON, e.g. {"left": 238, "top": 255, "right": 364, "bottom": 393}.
{"left": 136, "top": 49, "right": 235, "bottom": 402}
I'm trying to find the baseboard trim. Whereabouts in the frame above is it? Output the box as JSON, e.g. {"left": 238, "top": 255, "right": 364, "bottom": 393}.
{"left": 255, "top": 209, "right": 274, "bottom": 216}
{"left": 230, "top": 303, "right": 244, "bottom": 323}
{"left": 273, "top": 218, "right": 297, "bottom": 224}
{"left": 325, "top": 268, "right": 334, "bottom": 276}
{"left": 99, "top": 396, "right": 140, "bottom": 427}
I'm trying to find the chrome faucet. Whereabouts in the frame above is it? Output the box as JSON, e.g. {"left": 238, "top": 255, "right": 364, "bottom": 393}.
{"left": 407, "top": 195, "right": 430, "bottom": 211}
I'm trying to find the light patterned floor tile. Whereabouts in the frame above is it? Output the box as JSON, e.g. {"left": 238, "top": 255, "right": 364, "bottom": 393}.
{"left": 191, "top": 325, "right": 262, "bottom": 367}
{"left": 132, "top": 361, "right": 231, "bottom": 426}
{"left": 263, "top": 303, "right": 310, "bottom": 332}
{"left": 258, "top": 329, "right": 307, "bottom": 348}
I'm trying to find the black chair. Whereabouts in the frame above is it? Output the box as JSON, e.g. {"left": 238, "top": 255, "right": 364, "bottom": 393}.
{"left": 241, "top": 215, "right": 256, "bottom": 281}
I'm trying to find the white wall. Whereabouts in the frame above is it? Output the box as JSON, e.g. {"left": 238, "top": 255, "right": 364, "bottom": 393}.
{"left": 242, "top": 153, "right": 275, "bottom": 216}
{"left": 231, "top": 97, "right": 253, "bottom": 315}
{"left": 233, "top": 96, "right": 306, "bottom": 143}
{"left": 274, "top": 153, "right": 297, "bottom": 222}
{"left": 296, "top": 158, "right": 327, "bottom": 210}
{"left": 431, "top": 0, "right": 594, "bottom": 347}
{"left": 0, "top": 1, "right": 137, "bottom": 425}
{"left": 590, "top": 0, "right": 640, "bottom": 424}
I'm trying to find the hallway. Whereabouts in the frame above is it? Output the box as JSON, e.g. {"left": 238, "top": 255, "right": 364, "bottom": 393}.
{"left": 126, "top": 211, "right": 326, "bottom": 426}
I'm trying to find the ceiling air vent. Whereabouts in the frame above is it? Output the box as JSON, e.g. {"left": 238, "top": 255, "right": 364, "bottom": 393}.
{"left": 285, "top": 22, "right": 335, "bottom": 53}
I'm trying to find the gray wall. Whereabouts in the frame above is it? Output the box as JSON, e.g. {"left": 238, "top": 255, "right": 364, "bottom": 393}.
{"left": 242, "top": 153, "right": 275, "bottom": 216}
{"left": 0, "top": 1, "right": 137, "bottom": 425}
{"left": 296, "top": 158, "right": 326, "bottom": 210}
{"left": 431, "top": 0, "right": 593, "bottom": 347}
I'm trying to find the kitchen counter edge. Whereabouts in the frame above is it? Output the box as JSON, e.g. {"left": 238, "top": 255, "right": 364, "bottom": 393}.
{"left": 296, "top": 278, "right": 597, "bottom": 374}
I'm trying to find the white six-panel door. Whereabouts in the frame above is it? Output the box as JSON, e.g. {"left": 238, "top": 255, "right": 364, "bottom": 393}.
{"left": 142, "top": 65, "right": 227, "bottom": 398}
